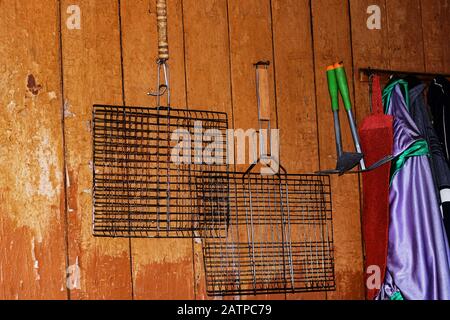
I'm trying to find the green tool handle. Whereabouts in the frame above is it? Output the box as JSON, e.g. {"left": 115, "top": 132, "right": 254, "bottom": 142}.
{"left": 326, "top": 66, "right": 339, "bottom": 112}
{"left": 335, "top": 62, "right": 352, "bottom": 111}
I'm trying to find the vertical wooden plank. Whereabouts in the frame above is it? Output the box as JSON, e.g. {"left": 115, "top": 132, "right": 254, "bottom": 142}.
{"left": 271, "top": 0, "right": 325, "bottom": 300}
{"left": 60, "top": 0, "right": 132, "bottom": 299}
{"left": 272, "top": 0, "right": 319, "bottom": 173}
{"left": 120, "top": 0, "right": 195, "bottom": 300}
{"left": 386, "top": 0, "right": 425, "bottom": 71}
{"left": 227, "top": 0, "right": 285, "bottom": 300}
{"left": 349, "top": 0, "right": 389, "bottom": 300}
{"left": 183, "top": 0, "right": 233, "bottom": 116}
{"left": 421, "top": 0, "right": 450, "bottom": 74}
{"left": 311, "top": 0, "right": 365, "bottom": 299}
{"left": 182, "top": 0, "right": 233, "bottom": 300}
{"left": 350, "top": 0, "right": 389, "bottom": 124}
{"left": 0, "top": 1, "right": 67, "bottom": 299}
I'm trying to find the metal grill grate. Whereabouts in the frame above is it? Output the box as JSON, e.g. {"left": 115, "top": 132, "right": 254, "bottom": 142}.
{"left": 92, "top": 104, "right": 229, "bottom": 238}
{"left": 198, "top": 171, "right": 335, "bottom": 296}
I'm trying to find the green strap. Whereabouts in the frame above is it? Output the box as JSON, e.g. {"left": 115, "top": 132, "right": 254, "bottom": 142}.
{"left": 390, "top": 291, "right": 404, "bottom": 301}
{"left": 390, "top": 139, "right": 430, "bottom": 184}
{"left": 382, "top": 79, "right": 429, "bottom": 183}
{"left": 382, "top": 79, "right": 410, "bottom": 114}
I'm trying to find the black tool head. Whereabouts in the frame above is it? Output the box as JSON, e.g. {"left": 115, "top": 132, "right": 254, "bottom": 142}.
{"left": 315, "top": 152, "right": 364, "bottom": 175}
{"left": 363, "top": 155, "right": 394, "bottom": 172}
{"left": 336, "top": 152, "right": 364, "bottom": 175}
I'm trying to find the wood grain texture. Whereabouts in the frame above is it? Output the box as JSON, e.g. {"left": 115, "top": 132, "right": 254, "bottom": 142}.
{"left": 182, "top": 0, "right": 233, "bottom": 300}
{"left": 311, "top": 0, "right": 365, "bottom": 300}
{"left": 421, "top": 0, "right": 450, "bottom": 74}
{"left": 256, "top": 66, "right": 271, "bottom": 121}
{"left": 350, "top": 0, "right": 389, "bottom": 124}
{"left": 120, "top": 0, "right": 195, "bottom": 300}
{"left": 272, "top": 0, "right": 320, "bottom": 173}
{"left": 0, "top": 0, "right": 68, "bottom": 300}
{"left": 60, "top": 0, "right": 132, "bottom": 299}
{"left": 271, "top": 0, "right": 325, "bottom": 300}
{"left": 386, "top": 0, "right": 425, "bottom": 71}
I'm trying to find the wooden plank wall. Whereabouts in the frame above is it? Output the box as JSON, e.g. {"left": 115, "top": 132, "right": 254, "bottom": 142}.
{"left": 0, "top": 1, "right": 67, "bottom": 299}
{"left": 0, "top": 0, "right": 449, "bottom": 300}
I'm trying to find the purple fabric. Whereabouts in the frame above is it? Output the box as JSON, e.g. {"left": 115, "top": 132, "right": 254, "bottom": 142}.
{"left": 377, "top": 85, "right": 450, "bottom": 300}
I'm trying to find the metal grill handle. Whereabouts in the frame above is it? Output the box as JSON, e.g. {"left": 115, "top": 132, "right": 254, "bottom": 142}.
{"left": 254, "top": 61, "right": 279, "bottom": 171}
{"left": 157, "top": 0, "right": 169, "bottom": 60}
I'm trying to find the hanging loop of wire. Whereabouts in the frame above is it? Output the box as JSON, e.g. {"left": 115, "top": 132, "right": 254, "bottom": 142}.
{"left": 148, "top": 58, "right": 171, "bottom": 108}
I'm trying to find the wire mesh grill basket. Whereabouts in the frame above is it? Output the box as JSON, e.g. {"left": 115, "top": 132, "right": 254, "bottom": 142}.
{"left": 92, "top": 104, "right": 229, "bottom": 238}
{"left": 198, "top": 170, "right": 335, "bottom": 296}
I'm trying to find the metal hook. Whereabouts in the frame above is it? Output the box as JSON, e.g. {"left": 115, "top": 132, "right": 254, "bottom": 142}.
{"left": 147, "top": 58, "right": 171, "bottom": 108}
{"left": 147, "top": 84, "right": 167, "bottom": 97}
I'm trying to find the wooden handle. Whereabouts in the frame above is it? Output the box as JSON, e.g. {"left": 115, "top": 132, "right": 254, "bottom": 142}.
{"left": 157, "top": 0, "right": 169, "bottom": 60}
{"left": 256, "top": 64, "right": 270, "bottom": 120}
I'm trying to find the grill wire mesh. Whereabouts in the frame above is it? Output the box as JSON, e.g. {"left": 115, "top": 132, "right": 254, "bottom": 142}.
{"left": 198, "top": 171, "right": 335, "bottom": 296}
{"left": 92, "top": 104, "right": 228, "bottom": 238}
{"left": 92, "top": 104, "right": 335, "bottom": 296}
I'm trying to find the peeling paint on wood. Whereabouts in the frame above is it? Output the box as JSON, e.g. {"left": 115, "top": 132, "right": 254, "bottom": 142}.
{"left": 30, "top": 238, "right": 41, "bottom": 281}
{"left": 0, "top": 0, "right": 67, "bottom": 299}
{"left": 66, "top": 257, "right": 81, "bottom": 290}
{"left": 26, "top": 74, "right": 42, "bottom": 95}
{"left": 64, "top": 100, "right": 75, "bottom": 118}
{"left": 60, "top": 0, "right": 132, "bottom": 300}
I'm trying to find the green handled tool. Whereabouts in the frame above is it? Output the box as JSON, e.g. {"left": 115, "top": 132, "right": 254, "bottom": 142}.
{"left": 318, "top": 65, "right": 363, "bottom": 175}
{"left": 334, "top": 62, "right": 366, "bottom": 170}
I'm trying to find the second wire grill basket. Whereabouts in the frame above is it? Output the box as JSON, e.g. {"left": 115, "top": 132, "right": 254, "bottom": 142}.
{"left": 198, "top": 170, "right": 335, "bottom": 296}
{"left": 198, "top": 62, "right": 335, "bottom": 296}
